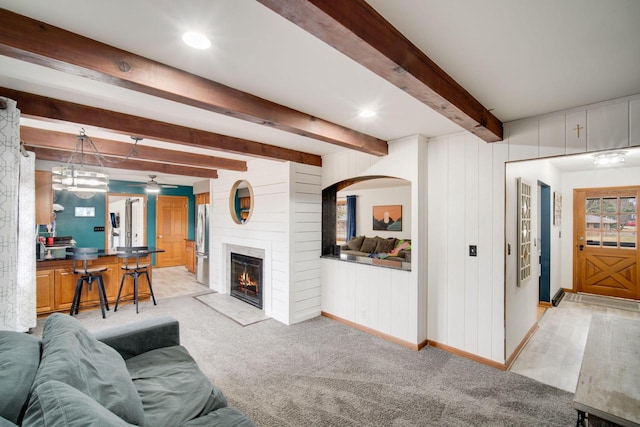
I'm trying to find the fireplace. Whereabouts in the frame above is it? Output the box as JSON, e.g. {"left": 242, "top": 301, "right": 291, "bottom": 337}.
{"left": 230, "top": 253, "right": 263, "bottom": 309}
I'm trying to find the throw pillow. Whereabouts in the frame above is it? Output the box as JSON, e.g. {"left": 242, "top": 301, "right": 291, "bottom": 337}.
{"left": 32, "top": 313, "right": 145, "bottom": 426}
{"left": 390, "top": 240, "right": 411, "bottom": 256}
{"left": 374, "top": 237, "right": 396, "bottom": 254}
{"left": 23, "top": 380, "right": 135, "bottom": 427}
{"left": 346, "top": 235, "right": 365, "bottom": 251}
{"left": 0, "top": 332, "right": 41, "bottom": 425}
{"left": 359, "top": 237, "right": 378, "bottom": 253}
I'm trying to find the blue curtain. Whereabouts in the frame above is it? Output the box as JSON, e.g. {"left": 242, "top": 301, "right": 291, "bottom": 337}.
{"left": 346, "top": 195, "right": 357, "bottom": 242}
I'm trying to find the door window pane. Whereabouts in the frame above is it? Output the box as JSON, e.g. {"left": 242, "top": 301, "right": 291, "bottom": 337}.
{"left": 584, "top": 196, "right": 637, "bottom": 249}
{"left": 602, "top": 198, "right": 617, "bottom": 213}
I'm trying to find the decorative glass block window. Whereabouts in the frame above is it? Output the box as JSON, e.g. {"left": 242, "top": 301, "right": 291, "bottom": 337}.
{"left": 517, "top": 178, "right": 531, "bottom": 286}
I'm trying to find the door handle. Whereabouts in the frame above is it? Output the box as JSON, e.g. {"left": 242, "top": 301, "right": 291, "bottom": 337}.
{"left": 158, "top": 235, "right": 163, "bottom": 238}
{"left": 579, "top": 244, "right": 584, "bottom": 251}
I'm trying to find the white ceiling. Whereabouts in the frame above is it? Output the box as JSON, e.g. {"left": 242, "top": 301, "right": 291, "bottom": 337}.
{"left": 1, "top": 0, "right": 639, "bottom": 185}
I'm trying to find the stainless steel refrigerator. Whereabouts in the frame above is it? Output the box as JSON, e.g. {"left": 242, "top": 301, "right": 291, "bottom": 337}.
{"left": 195, "top": 204, "right": 209, "bottom": 285}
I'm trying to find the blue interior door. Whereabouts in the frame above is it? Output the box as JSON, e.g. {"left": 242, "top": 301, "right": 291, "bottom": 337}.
{"left": 539, "top": 183, "right": 551, "bottom": 302}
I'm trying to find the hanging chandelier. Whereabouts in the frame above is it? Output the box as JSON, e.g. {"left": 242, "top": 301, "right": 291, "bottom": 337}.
{"left": 51, "top": 129, "right": 109, "bottom": 193}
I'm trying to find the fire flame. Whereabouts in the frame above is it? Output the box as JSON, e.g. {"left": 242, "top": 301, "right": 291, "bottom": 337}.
{"left": 238, "top": 268, "right": 258, "bottom": 292}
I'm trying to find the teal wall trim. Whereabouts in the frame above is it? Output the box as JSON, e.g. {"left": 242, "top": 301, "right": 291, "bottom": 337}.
{"left": 51, "top": 180, "right": 195, "bottom": 264}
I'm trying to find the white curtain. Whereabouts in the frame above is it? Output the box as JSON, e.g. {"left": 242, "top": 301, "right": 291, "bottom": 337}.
{"left": 0, "top": 97, "right": 36, "bottom": 332}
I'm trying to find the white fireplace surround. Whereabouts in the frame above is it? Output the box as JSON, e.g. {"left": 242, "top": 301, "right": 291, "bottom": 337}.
{"left": 223, "top": 242, "right": 269, "bottom": 314}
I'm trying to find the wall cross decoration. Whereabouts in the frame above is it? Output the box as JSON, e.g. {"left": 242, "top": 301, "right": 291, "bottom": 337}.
{"left": 573, "top": 124, "right": 583, "bottom": 138}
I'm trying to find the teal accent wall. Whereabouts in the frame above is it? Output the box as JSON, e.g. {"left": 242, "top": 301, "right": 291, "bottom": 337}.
{"left": 52, "top": 180, "right": 195, "bottom": 262}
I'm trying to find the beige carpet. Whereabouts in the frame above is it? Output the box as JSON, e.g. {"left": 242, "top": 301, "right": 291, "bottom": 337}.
{"left": 32, "top": 294, "right": 576, "bottom": 427}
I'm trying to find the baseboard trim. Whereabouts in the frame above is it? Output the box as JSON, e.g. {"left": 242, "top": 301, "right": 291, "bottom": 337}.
{"left": 538, "top": 301, "right": 553, "bottom": 308}
{"left": 321, "top": 311, "right": 428, "bottom": 351}
{"left": 427, "top": 340, "right": 507, "bottom": 371}
{"left": 504, "top": 322, "right": 539, "bottom": 370}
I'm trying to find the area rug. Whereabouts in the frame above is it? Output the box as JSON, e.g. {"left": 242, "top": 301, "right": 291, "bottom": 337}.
{"left": 195, "top": 292, "right": 270, "bottom": 326}
{"left": 563, "top": 292, "right": 640, "bottom": 312}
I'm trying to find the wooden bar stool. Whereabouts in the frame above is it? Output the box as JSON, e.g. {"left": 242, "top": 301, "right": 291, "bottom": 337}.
{"left": 114, "top": 246, "right": 157, "bottom": 313}
{"left": 67, "top": 247, "right": 109, "bottom": 319}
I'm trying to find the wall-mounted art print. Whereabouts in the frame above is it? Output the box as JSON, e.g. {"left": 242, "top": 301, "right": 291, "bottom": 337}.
{"left": 553, "top": 191, "right": 562, "bottom": 226}
{"left": 372, "top": 205, "right": 402, "bottom": 231}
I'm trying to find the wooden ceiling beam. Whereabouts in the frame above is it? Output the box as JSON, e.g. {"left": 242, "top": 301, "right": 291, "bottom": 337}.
{"left": 26, "top": 146, "right": 219, "bottom": 179}
{"left": 0, "top": 8, "right": 387, "bottom": 156}
{"left": 20, "top": 126, "right": 247, "bottom": 172}
{"left": 257, "top": 0, "right": 503, "bottom": 143}
{"left": 2, "top": 87, "right": 322, "bottom": 167}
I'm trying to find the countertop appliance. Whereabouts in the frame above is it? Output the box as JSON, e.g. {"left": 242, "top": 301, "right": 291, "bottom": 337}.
{"left": 195, "top": 204, "right": 209, "bottom": 285}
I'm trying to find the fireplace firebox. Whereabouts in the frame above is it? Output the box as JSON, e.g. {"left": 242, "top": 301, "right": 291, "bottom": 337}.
{"left": 230, "top": 253, "right": 263, "bottom": 308}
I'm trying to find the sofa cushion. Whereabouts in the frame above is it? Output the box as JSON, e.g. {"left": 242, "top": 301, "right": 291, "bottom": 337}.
{"left": 346, "top": 235, "right": 365, "bottom": 251}
{"left": 374, "top": 237, "right": 396, "bottom": 254}
{"left": 23, "top": 380, "right": 135, "bottom": 427}
{"left": 126, "top": 345, "right": 225, "bottom": 426}
{"left": 359, "top": 237, "right": 378, "bottom": 253}
{"left": 0, "top": 332, "right": 41, "bottom": 425}
{"left": 180, "top": 407, "right": 255, "bottom": 427}
{"left": 32, "top": 313, "right": 145, "bottom": 426}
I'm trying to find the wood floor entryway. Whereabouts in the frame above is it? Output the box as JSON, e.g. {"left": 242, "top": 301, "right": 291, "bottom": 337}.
{"left": 573, "top": 186, "right": 639, "bottom": 299}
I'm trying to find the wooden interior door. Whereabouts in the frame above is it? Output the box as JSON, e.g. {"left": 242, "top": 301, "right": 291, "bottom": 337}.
{"left": 156, "top": 195, "right": 188, "bottom": 267}
{"left": 573, "top": 187, "right": 639, "bottom": 299}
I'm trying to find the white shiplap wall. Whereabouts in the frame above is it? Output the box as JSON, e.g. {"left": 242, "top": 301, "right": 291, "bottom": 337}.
{"left": 427, "top": 133, "right": 507, "bottom": 362}
{"left": 504, "top": 160, "right": 562, "bottom": 357}
{"left": 289, "top": 163, "right": 322, "bottom": 324}
{"left": 210, "top": 159, "right": 321, "bottom": 325}
{"left": 321, "top": 135, "right": 428, "bottom": 346}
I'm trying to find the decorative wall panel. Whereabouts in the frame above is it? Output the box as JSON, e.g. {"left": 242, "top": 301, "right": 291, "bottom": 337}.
{"left": 517, "top": 177, "right": 532, "bottom": 286}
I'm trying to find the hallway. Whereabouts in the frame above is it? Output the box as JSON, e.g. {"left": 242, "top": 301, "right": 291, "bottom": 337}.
{"left": 510, "top": 293, "right": 640, "bottom": 392}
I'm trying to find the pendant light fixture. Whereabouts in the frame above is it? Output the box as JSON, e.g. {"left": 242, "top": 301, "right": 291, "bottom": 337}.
{"left": 52, "top": 129, "right": 109, "bottom": 193}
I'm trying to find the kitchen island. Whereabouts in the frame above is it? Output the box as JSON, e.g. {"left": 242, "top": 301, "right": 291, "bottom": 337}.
{"left": 36, "top": 249, "right": 160, "bottom": 315}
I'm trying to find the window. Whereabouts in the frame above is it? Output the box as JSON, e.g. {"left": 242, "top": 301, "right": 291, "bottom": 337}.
{"left": 336, "top": 199, "right": 347, "bottom": 243}
{"left": 585, "top": 196, "right": 637, "bottom": 248}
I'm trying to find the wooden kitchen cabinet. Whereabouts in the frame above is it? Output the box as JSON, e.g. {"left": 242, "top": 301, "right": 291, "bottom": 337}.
{"left": 195, "top": 192, "right": 210, "bottom": 205}
{"left": 35, "top": 170, "right": 53, "bottom": 225}
{"left": 185, "top": 240, "right": 195, "bottom": 273}
{"left": 37, "top": 255, "right": 153, "bottom": 315}
{"left": 36, "top": 269, "right": 55, "bottom": 314}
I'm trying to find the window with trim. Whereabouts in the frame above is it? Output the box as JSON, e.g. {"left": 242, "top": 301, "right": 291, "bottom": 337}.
{"left": 336, "top": 199, "right": 347, "bottom": 244}
{"left": 585, "top": 196, "right": 637, "bottom": 248}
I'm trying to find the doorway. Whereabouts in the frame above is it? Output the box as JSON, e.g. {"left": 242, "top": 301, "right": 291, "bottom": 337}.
{"left": 573, "top": 186, "right": 639, "bottom": 299}
{"left": 106, "top": 194, "right": 146, "bottom": 250}
{"left": 156, "top": 195, "right": 188, "bottom": 267}
{"left": 538, "top": 182, "right": 551, "bottom": 303}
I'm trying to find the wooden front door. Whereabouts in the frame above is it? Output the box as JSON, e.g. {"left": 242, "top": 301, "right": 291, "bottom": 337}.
{"left": 573, "top": 187, "right": 639, "bottom": 299}
{"left": 156, "top": 195, "right": 188, "bottom": 267}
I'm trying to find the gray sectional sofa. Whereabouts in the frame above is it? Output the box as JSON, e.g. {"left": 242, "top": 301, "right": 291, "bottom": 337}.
{"left": 340, "top": 235, "right": 412, "bottom": 263}
{"left": 0, "top": 313, "right": 254, "bottom": 427}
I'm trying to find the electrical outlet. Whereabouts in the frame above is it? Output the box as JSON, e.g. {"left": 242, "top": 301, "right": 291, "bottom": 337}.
{"left": 469, "top": 245, "right": 477, "bottom": 257}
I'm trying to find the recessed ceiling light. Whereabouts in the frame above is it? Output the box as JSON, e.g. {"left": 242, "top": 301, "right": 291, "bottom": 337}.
{"left": 359, "top": 110, "right": 376, "bottom": 118}
{"left": 182, "top": 31, "right": 211, "bottom": 49}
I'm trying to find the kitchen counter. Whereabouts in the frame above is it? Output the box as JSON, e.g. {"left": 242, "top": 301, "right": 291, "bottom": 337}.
{"left": 35, "top": 250, "right": 162, "bottom": 315}
{"left": 37, "top": 247, "right": 164, "bottom": 262}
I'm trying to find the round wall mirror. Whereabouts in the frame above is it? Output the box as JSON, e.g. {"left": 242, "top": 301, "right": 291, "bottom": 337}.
{"left": 229, "top": 180, "right": 254, "bottom": 224}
